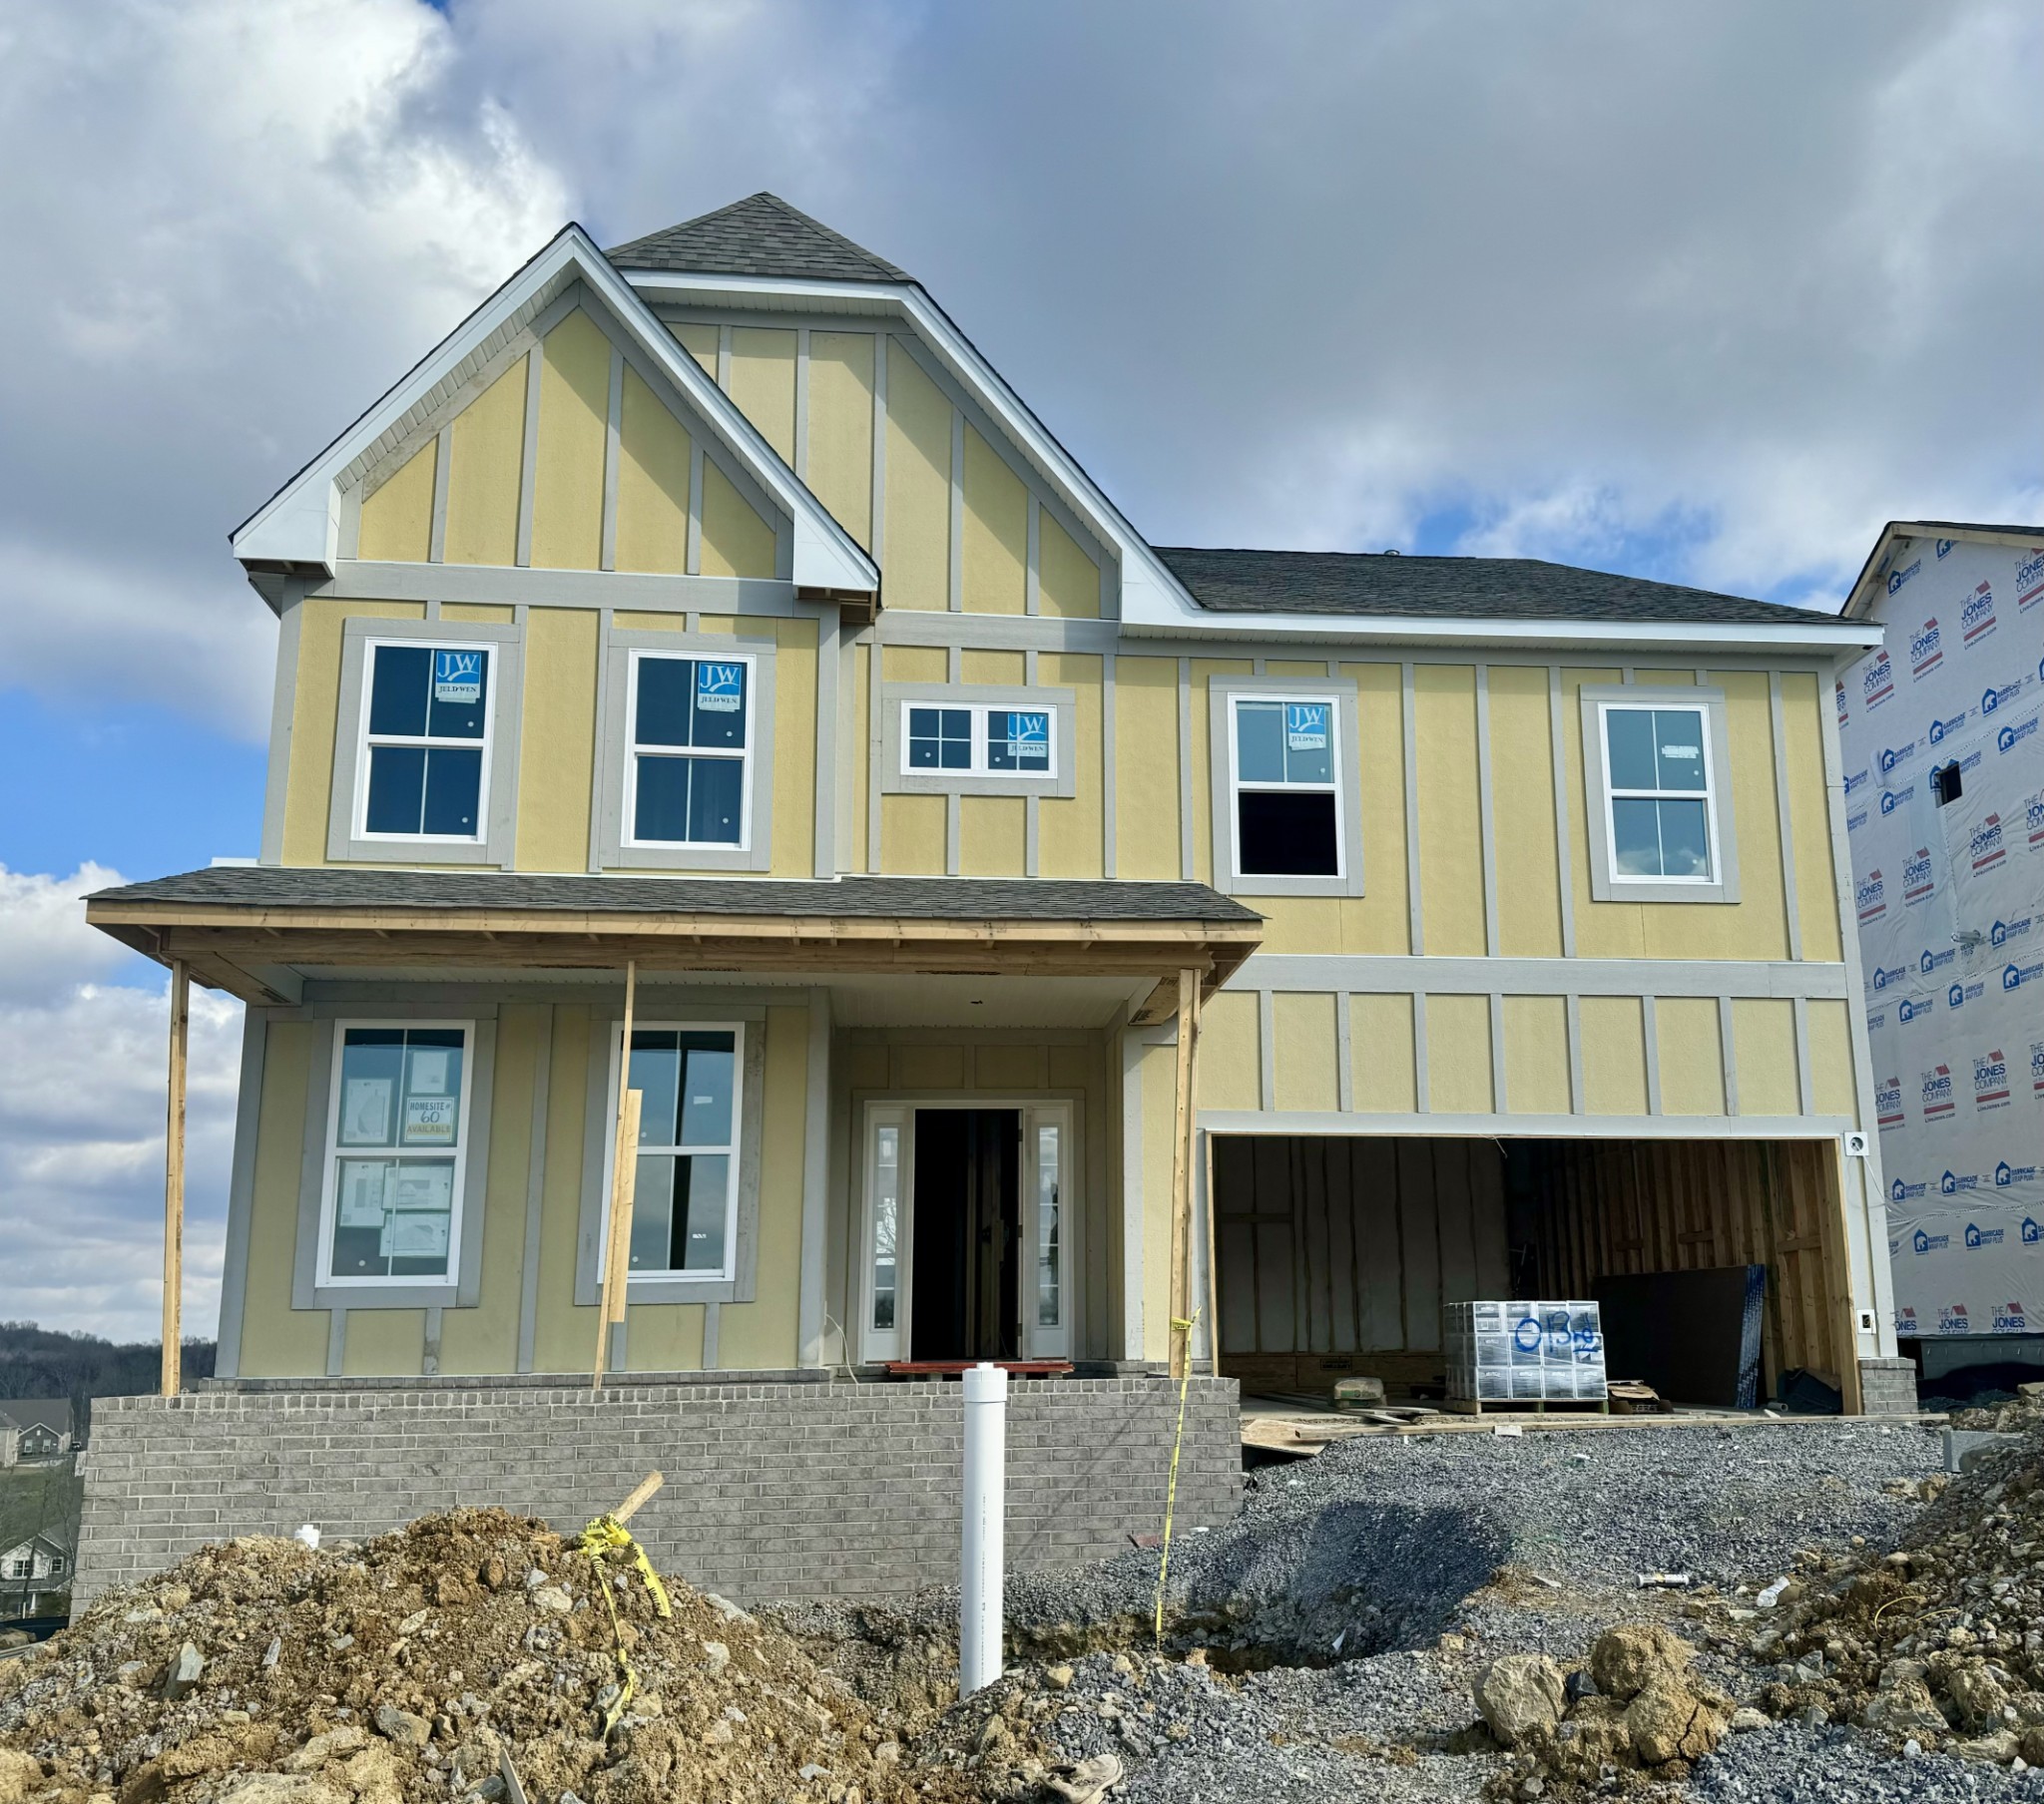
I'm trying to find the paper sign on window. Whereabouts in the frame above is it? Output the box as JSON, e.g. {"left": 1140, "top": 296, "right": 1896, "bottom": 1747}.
{"left": 390, "top": 1164, "right": 453, "bottom": 1213}
{"left": 339, "top": 1079, "right": 393, "bottom": 1145}
{"left": 1285, "top": 703, "right": 1328, "bottom": 751}
{"left": 402, "top": 1097, "right": 458, "bottom": 1144}
{"left": 337, "top": 1160, "right": 389, "bottom": 1226}
{"left": 381, "top": 1212, "right": 451, "bottom": 1260}
{"left": 696, "top": 663, "right": 744, "bottom": 713}
{"left": 1006, "top": 712, "right": 1049, "bottom": 757}
{"left": 408, "top": 1051, "right": 450, "bottom": 1096}
{"left": 433, "top": 651, "right": 483, "bottom": 705}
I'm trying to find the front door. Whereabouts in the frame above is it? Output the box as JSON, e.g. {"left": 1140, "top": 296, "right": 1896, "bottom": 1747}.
{"left": 858, "top": 1100, "right": 1074, "bottom": 1364}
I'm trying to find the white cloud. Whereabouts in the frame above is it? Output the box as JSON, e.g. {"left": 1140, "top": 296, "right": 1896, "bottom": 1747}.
{"left": 0, "top": 867, "right": 241, "bottom": 1342}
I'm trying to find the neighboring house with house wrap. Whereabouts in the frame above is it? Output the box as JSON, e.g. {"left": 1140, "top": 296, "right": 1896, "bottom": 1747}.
{"left": 75, "top": 194, "right": 1912, "bottom": 1599}
{"left": 0, "top": 1402, "right": 73, "bottom": 1469}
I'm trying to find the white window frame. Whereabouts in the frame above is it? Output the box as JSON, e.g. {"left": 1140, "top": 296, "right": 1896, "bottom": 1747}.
{"left": 3, "top": 1556, "right": 28, "bottom": 1579}
{"left": 351, "top": 638, "right": 500, "bottom": 846}
{"left": 620, "top": 648, "right": 761, "bottom": 855}
{"left": 314, "top": 1018, "right": 477, "bottom": 1291}
{"left": 896, "top": 699, "right": 1058, "bottom": 781}
{"left": 598, "top": 1019, "right": 747, "bottom": 1285}
{"left": 1210, "top": 676, "right": 1365, "bottom": 898}
{"left": 1579, "top": 683, "right": 1742, "bottom": 905}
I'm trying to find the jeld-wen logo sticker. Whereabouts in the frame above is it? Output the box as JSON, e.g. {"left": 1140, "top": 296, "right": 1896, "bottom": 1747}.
{"left": 695, "top": 663, "right": 744, "bottom": 713}
{"left": 433, "top": 651, "right": 483, "bottom": 704}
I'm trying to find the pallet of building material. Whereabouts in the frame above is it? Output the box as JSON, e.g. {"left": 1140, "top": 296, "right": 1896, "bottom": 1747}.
{"left": 1444, "top": 1300, "right": 1608, "bottom": 1405}
{"left": 1592, "top": 1265, "right": 1764, "bottom": 1409}
{"left": 1438, "top": 1395, "right": 1611, "bottom": 1417}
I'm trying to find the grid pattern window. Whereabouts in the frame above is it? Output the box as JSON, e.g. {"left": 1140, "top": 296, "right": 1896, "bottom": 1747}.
{"left": 626, "top": 653, "right": 754, "bottom": 848}
{"left": 871, "top": 1121, "right": 900, "bottom": 1330}
{"left": 1231, "top": 696, "right": 1341, "bottom": 878}
{"left": 1599, "top": 702, "right": 1717, "bottom": 883}
{"left": 321, "top": 1025, "right": 470, "bottom": 1284}
{"left": 357, "top": 644, "right": 492, "bottom": 840}
{"left": 899, "top": 702, "right": 1054, "bottom": 778}
{"left": 617, "top": 1027, "right": 743, "bottom": 1278}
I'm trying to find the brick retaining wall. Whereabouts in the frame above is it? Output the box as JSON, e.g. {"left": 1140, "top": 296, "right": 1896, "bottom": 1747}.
{"left": 75, "top": 1375, "right": 1241, "bottom": 1606}
{"left": 1856, "top": 1357, "right": 1921, "bottom": 1416}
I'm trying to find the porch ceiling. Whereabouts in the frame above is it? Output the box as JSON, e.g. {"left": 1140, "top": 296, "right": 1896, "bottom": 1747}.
{"left": 85, "top": 867, "right": 1263, "bottom": 1014}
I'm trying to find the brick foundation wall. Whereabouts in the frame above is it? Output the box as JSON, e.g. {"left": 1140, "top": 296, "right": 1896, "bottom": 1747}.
{"left": 74, "top": 1375, "right": 1240, "bottom": 1607}
{"left": 1857, "top": 1357, "right": 1921, "bottom": 1416}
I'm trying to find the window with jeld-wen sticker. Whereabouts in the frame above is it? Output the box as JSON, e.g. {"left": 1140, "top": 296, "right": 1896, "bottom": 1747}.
{"left": 359, "top": 645, "right": 491, "bottom": 839}
{"left": 625, "top": 653, "right": 755, "bottom": 847}
{"left": 1578, "top": 685, "right": 1739, "bottom": 904}
{"left": 901, "top": 702, "right": 1054, "bottom": 777}
{"left": 1232, "top": 696, "right": 1341, "bottom": 877}
{"left": 321, "top": 1024, "right": 471, "bottom": 1283}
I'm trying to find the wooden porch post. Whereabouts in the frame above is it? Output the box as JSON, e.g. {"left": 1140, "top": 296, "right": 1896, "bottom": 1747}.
{"left": 1167, "top": 967, "right": 1202, "bottom": 1380}
{"left": 593, "top": 960, "right": 641, "bottom": 1394}
{"left": 161, "top": 960, "right": 190, "bottom": 1398}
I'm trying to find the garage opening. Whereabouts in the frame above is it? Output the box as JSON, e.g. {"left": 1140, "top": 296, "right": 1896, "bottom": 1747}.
{"left": 1213, "top": 1134, "right": 1858, "bottom": 1411}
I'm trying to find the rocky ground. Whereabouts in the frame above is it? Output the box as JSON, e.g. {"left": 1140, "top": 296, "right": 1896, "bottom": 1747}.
{"left": 7, "top": 1405, "right": 2041, "bottom": 1804}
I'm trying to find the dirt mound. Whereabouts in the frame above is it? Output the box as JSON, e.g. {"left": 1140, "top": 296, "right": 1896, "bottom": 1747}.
{"left": 1728, "top": 1389, "right": 2044, "bottom": 1767}
{"left": 0, "top": 1509, "right": 983, "bottom": 1804}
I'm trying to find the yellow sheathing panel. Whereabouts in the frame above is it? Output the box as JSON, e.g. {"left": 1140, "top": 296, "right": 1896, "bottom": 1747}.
{"left": 356, "top": 438, "right": 436, "bottom": 564}
{"left": 443, "top": 354, "right": 527, "bottom": 567}
{"left": 1640, "top": 673, "right": 1789, "bottom": 961}
{"left": 699, "top": 461, "right": 776, "bottom": 579}
{"left": 807, "top": 331, "right": 874, "bottom": 548}
{"left": 1414, "top": 665, "right": 1486, "bottom": 956}
{"left": 1561, "top": 668, "right": 1642, "bottom": 958}
{"left": 238, "top": 1022, "right": 328, "bottom": 1376}
{"left": 729, "top": 326, "right": 797, "bottom": 464}
{"left": 626, "top": 1302, "right": 706, "bottom": 1373}
{"left": 1114, "top": 657, "right": 1179, "bottom": 878}
{"left": 515, "top": 608, "right": 598, "bottom": 871}
{"left": 1141, "top": 1041, "right": 1177, "bottom": 1362}
{"left": 1040, "top": 653, "right": 1104, "bottom": 878}
{"left": 1503, "top": 996, "right": 1572, "bottom": 1115}
{"left": 881, "top": 345, "right": 951, "bottom": 610}
{"left": 283, "top": 600, "right": 426, "bottom": 865}
{"left": 896, "top": 1045, "right": 967, "bottom": 1090}
{"left": 882, "top": 644, "right": 948, "bottom": 684}
{"left": 1350, "top": 995, "right": 1416, "bottom": 1112}
{"left": 532, "top": 1007, "right": 593, "bottom": 1374}
{"left": 1037, "top": 512, "right": 1099, "bottom": 619}
{"left": 615, "top": 365, "right": 692, "bottom": 575}
{"left": 882, "top": 793, "right": 946, "bottom": 873}
{"left": 1273, "top": 993, "right": 1338, "bottom": 1112}
{"left": 718, "top": 1006, "right": 809, "bottom": 1370}
{"left": 960, "top": 795, "right": 1025, "bottom": 875}
{"left": 1487, "top": 666, "right": 1565, "bottom": 957}
{"left": 1733, "top": 998, "right": 1800, "bottom": 1115}
{"left": 1807, "top": 999, "right": 1856, "bottom": 1116}
{"left": 975, "top": 1043, "right": 1049, "bottom": 1090}
{"left": 1427, "top": 993, "right": 1493, "bottom": 1114}
{"left": 961, "top": 422, "right": 1027, "bottom": 614}
{"left": 1196, "top": 991, "right": 1262, "bottom": 1111}
{"left": 1782, "top": 672, "right": 1845, "bottom": 961}
{"left": 342, "top": 1310, "right": 425, "bottom": 1377}
{"left": 852, "top": 643, "right": 871, "bottom": 865}
{"left": 531, "top": 311, "right": 610, "bottom": 571}
{"left": 694, "top": 615, "right": 741, "bottom": 635}
{"left": 1656, "top": 995, "right": 1726, "bottom": 1116}
{"left": 669, "top": 322, "right": 717, "bottom": 378}
{"left": 439, "top": 1004, "right": 540, "bottom": 1374}
{"left": 1350, "top": 662, "right": 1411, "bottom": 955}
{"left": 962, "top": 648, "right": 1025, "bottom": 685}
{"left": 441, "top": 604, "right": 515, "bottom": 624}
{"left": 769, "top": 617, "right": 817, "bottom": 877}
{"left": 610, "top": 611, "right": 688, "bottom": 633}
{"left": 1191, "top": 660, "right": 1253, "bottom": 888}
{"left": 1580, "top": 995, "right": 1649, "bottom": 1115}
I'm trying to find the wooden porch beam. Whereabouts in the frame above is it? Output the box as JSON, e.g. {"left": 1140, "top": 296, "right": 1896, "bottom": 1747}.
{"left": 1167, "top": 966, "right": 1202, "bottom": 1380}
{"left": 161, "top": 960, "right": 190, "bottom": 1398}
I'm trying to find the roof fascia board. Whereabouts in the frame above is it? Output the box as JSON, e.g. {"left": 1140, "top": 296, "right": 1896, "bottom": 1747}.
{"left": 1843, "top": 521, "right": 2044, "bottom": 620}
{"left": 620, "top": 268, "right": 1210, "bottom": 616}
{"left": 235, "top": 228, "right": 876, "bottom": 595}
{"left": 1115, "top": 613, "right": 1885, "bottom": 655}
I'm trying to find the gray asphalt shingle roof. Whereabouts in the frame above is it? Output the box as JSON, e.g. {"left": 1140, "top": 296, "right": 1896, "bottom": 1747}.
{"left": 607, "top": 193, "right": 910, "bottom": 283}
{"left": 92, "top": 866, "right": 1262, "bottom": 926}
{"left": 0, "top": 1402, "right": 71, "bottom": 1440}
{"left": 1154, "top": 546, "right": 1824, "bottom": 626}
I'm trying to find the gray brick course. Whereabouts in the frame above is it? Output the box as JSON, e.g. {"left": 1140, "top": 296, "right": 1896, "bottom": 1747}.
{"left": 75, "top": 1375, "right": 1240, "bottom": 1606}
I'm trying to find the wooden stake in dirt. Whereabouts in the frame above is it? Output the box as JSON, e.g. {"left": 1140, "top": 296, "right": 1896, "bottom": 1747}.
{"left": 611, "top": 1470, "right": 665, "bottom": 1524}
{"left": 593, "top": 960, "right": 642, "bottom": 1394}
{"left": 161, "top": 960, "right": 190, "bottom": 1399}
{"left": 1167, "top": 967, "right": 1202, "bottom": 1381}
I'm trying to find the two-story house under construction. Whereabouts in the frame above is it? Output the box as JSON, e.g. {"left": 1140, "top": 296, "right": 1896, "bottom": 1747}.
{"left": 78, "top": 197, "right": 1911, "bottom": 1602}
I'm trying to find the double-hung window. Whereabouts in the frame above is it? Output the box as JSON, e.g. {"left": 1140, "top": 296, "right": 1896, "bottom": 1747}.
{"left": 609, "top": 1026, "right": 744, "bottom": 1278}
{"left": 320, "top": 1023, "right": 472, "bottom": 1284}
{"left": 358, "top": 644, "right": 492, "bottom": 841}
{"left": 624, "top": 652, "right": 755, "bottom": 849}
{"left": 1580, "top": 685, "right": 1739, "bottom": 903}
{"left": 1232, "top": 696, "right": 1340, "bottom": 877}
{"left": 901, "top": 701, "right": 1054, "bottom": 778}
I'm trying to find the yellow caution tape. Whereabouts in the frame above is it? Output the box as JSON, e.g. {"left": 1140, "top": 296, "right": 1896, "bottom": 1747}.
{"left": 579, "top": 1512, "right": 672, "bottom": 1734}
{"left": 1154, "top": 1309, "right": 1201, "bottom": 1649}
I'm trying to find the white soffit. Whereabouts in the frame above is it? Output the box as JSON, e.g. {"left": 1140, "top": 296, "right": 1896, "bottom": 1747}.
{"left": 232, "top": 226, "right": 878, "bottom": 596}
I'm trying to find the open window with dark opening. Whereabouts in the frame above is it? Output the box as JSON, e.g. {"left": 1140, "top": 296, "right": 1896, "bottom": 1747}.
{"left": 1233, "top": 697, "right": 1342, "bottom": 878}
{"left": 1931, "top": 760, "right": 1962, "bottom": 806}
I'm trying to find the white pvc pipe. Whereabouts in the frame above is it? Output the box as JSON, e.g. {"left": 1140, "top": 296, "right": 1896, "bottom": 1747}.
{"left": 959, "top": 1360, "right": 1008, "bottom": 1696}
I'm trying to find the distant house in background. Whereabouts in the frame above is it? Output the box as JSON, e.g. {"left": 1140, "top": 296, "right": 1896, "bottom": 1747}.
{"left": 0, "top": 1521, "right": 74, "bottom": 1620}
{"left": 0, "top": 1402, "right": 75, "bottom": 1468}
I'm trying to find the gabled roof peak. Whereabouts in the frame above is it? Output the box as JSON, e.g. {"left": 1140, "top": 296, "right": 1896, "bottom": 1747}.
{"left": 608, "top": 192, "right": 910, "bottom": 284}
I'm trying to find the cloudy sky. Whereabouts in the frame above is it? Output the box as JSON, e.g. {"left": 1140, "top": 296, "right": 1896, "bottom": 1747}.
{"left": 0, "top": 0, "right": 2037, "bottom": 1343}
